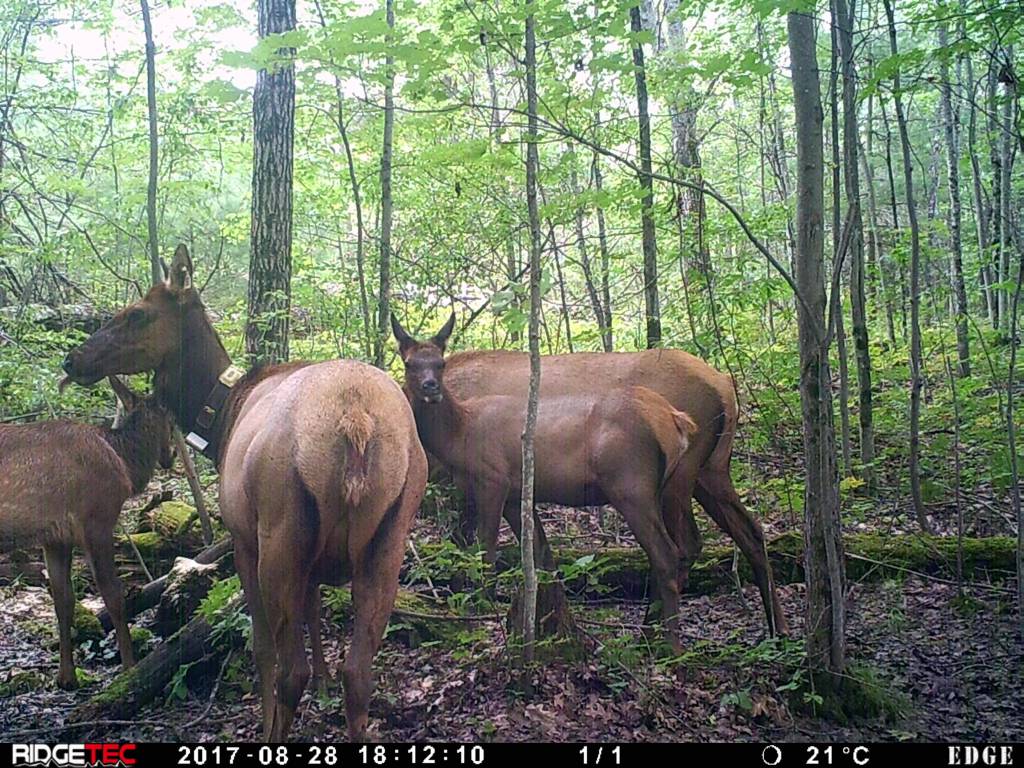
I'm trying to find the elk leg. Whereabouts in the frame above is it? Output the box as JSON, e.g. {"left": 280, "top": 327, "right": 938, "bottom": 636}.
{"left": 662, "top": 493, "right": 703, "bottom": 592}
{"left": 306, "top": 584, "right": 330, "bottom": 696}
{"left": 605, "top": 484, "right": 682, "bottom": 653}
{"left": 694, "top": 470, "right": 788, "bottom": 636}
{"left": 42, "top": 541, "right": 77, "bottom": 690}
{"left": 260, "top": 527, "right": 315, "bottom": 742}
{"left": 455, "top": 478, "right": 478, "bottom": 548}
{"left": 81, "top": 526, "right": 134, "bottom": 669}
{"left": 344, "top": 476, "right": 423, "bottom": 742}
{"left": 502, "top": 502, "right": 558, "bottom": 571}
{"left": 235, "top": 540, "right": 277, "bottom": 740}
{"left": 473, "top": 481, "right": 509, "bottom": 566}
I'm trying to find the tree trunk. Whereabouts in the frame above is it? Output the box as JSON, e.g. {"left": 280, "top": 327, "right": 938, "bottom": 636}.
{"left": 988, "top": 64, "right": 1004, "bottom": 330}
{"left": 835, "top": 0, "right": 875, "bottom": 489}
{"left": 860, "top": 83, "right": 896, "bottom": 345}
{"left": 829, "top": 14, "right": 853, "bottom": 479}
{"left": 665, "top": 0, "right": 710, "bottom": 289}
{"left": 965, "top": 47, "right": 996, "bottom": 325}
{"left": 570, "top": 145, "right": 611, "bottom": 350}
{"left": 883, "top": 0, "right": 929, "bottom": 534}
{"left": 1006, "top": 252, "right": 1024, "bottom": 636}
{"left": 374, "top": 0, "right": 396, "bottom": 368}
{"left": 246, "top": 0, "right": 296, "bottom": 366}
{"left": 787, "top": 8, "right": 847, "bottom": 677}
{"left": 484, "top": 29, "right": 522, "bottom": 346}
{"left": 592, "top": 155, "right": 614, "bottom": 350}
{"left": 139, "top": 0, "right": 161, "bottom": 286}
{"left": 520, "top": 0, "right": 541, "bottom": 666}
{"left": 938, "top": 22, "right": 970, "bottom": 377}
{"left": 630, "top": 5, "right": 661, "bottom": 349}
{"left": 997, "top": 50, "right": 1014, "bottom": 335}
{"left": 315, "top": 0, "right": 373, "bottom": 361}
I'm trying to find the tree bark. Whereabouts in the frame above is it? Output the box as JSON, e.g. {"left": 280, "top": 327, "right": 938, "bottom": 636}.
{"left": 828, "top": 14, "right": 853, "bottom": 479}
{"left": 592, "top": 154, "right": 614, "bottom": 350}
{"left": 521, "top": 0, "right": 541, "bottom": 665}
{"left": 860, "top": 81, "right": 896, "bottom": 345}
{"left": 883, "top": 0, "right": 929, "bottom": 533}
{"left": 139, "top": 0, "right": 161, "bottom": 286}
{"left": 965, "top": 46, "right": 996, "bottom": 325}
{"left": 835, "top": 0, "right": 875, "bottom": 489}
{"left": 997, "top": 49, "right": 1015, "bottom": 335}
{"left": 938, "top": 22, "right": 970, "bottom": 376}
{"left": 630, "top": 4, "right": 661, "bottom": 349}
{"left": 246, "top": 0, "right": 296, "bottom": 366}
{"left": 665, "top": 0, "right": 710, "bottom": 290}
{"left": 570, "top": 145, "right": 610, "bottom": 350}
{"left": 374, "top": 0, "right": 396, "bottom": 368}
{"left": 787, "top": 8, "right": 847, "bottom": 676}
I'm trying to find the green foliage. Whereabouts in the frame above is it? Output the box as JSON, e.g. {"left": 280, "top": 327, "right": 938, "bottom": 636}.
{"left": 198, "top": 575, "right": 249, "bottom": 649}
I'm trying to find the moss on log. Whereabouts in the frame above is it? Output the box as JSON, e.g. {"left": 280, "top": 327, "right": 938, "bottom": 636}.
{"left": 72, "top": 601, "right": 104, "bottom": 644}
{"left": 324, "top": 587, "right": 473, "bottom": 647}
{"left": 69, "top": 594, "right": 242, "bottom": 724}
{"left": 417, "top": 533, "right": 1016, "bottom": 599}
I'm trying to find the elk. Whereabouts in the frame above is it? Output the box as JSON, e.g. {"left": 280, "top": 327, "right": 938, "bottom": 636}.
{"left": 0, "top": 377, "right": 173, "bottom": 689}
{"left": 427, "top": 330, "right": 788, "bottom": 637}
{"left": 393, "top": 314, "right": 708, "bottom": 646}
{"left": 61, "top": 244, "right": 426, "bottom": 742}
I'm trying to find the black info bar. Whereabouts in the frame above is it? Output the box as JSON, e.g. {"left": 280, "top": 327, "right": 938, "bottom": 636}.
{"left": 3, "top": 742, "right": 1020, "bottom": 768}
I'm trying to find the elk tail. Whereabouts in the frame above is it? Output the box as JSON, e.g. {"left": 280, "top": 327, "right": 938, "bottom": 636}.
{"left": 632, "top": 387, "right": 698, "bottom": 495}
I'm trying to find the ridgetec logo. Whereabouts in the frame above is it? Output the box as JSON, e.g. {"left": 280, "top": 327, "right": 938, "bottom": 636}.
{"left": 10, "top": 744, "right": 137, "bottom": 767}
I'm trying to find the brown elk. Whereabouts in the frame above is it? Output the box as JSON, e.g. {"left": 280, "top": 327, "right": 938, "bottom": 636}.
{"left": 429, "top": 333, "right": 788, "bottom": 637}
{"left": 61, "top": 245, "right": 427, "bottom": 741}
{"left": 0, "top": 377, "right": 173, "bottom": 689}
{"left": 393, "top": 314, "right": 709, "bottom": 646}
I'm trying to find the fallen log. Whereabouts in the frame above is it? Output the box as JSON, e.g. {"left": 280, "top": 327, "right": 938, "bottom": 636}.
{"left": 417, "top": 532, "right": 1018, "bottom": 599}
{"left": 98, "top": 538, "right": 232, "bottom": 632}
{"left": 72, "top": 587, "right": 467, "bottom": 722}
{"left": 70, "top": 593, "right": 243, "bottom": 724}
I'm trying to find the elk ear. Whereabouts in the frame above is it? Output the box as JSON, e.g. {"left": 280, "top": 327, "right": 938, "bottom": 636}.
{"left": 167, "top": 243, "right": 193, "bottom": 293}
{"left": 431, "top": 313, "right": 456, "bottom": 352}
{"left": 108, "top": 376, "right": 140, "bottom": 410}
{"left": 391, "top": 313, "right": 416, "bottom": 360}
{"left": 160, "top": 258, "right": 169, "bottom": 281}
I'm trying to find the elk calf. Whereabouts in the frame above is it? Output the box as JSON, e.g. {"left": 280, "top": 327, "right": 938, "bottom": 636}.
{"left": 393, "top": 315, "right": 702, "bottom": 646}
{"left": 0, "top": 377, "right": 173, "bottom": 688}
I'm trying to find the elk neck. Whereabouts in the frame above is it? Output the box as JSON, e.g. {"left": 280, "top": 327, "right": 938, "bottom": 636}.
{"left": 102, "top": 407, "right": 164, "bottom": 495}
{"left": 154, "top": 299, "right": 234, "bottom": 463}
{"left": 409, "top": 382, "right": 470, "bottom": 471}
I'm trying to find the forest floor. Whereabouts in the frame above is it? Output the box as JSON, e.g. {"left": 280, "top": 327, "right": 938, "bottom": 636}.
{"left": 1, "top": 494, "right": 1021, "bottom": 744}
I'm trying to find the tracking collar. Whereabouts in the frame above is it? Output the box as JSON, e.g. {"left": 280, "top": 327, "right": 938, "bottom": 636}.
{"left": 184, "top": 364, "right": 246, "bottom": 458}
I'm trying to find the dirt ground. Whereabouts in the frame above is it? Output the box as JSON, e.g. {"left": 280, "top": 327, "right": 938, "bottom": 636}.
{"left": 2, "top": 505, "right": 1021, "bottom": 743}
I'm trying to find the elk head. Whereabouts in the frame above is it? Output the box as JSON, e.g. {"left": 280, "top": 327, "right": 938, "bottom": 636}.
{"left": 391, "top": 313, "right": 455, "bottom": 404}
{"left": 108, "top": 376, "right": 175, "bottom": 470}
{"left": 62, "top": 244, "right": 198, "bottom": 386}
